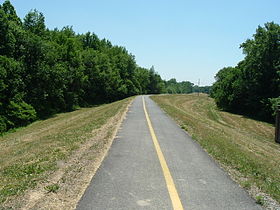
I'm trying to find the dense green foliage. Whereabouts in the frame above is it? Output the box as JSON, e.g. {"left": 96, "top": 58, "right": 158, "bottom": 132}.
{"left": 0, "top": 1, "right": 166, "bottom": 133}
{"left": 165, "top": 78, "right": 193, "bottom": 94}
{"left": 211, "top": 22, "right": 280, "bottom": 122}
{"left": 164, "top": 78, "right": 211, "bottom": 94}
{"left": 0, "top": 1, "right": 212, "bottom": 133}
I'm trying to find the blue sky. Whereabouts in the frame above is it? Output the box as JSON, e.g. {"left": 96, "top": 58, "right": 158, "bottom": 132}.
{"left": 7, "top": 0, "right": 280, "bottom": 86}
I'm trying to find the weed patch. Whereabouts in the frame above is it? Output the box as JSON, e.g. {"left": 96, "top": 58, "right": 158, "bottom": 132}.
{"left": 44, "top": 184, "right": 59, "bottom": 193}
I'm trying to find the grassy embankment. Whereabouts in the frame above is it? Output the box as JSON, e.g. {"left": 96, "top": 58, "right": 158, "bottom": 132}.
{"left": 151, "top": 94, "right": 280, "bottom": 205}
{"left": 0, "top": 97, "right": 133, "bottom": 209}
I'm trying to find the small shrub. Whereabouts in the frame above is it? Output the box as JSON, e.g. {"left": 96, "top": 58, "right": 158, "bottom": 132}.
{"left": 0, "top": 115, "right": 7, "bottom": 133}
{"left": 45, "top": 184, "right": 59, "bottom": 193}
{"left": 269, "top": 97, "right": 280, "bottom": 117}
{"left": 256, "top": 195, "right": 265, "bottom": 205}
{"left": 7, "top": 101, "right": 37, "bottom": 128}
{"left": 3, "top": 163, "right": 44, "bottom": 178}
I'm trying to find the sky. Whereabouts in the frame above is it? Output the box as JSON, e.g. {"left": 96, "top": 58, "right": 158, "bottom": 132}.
{"left": 6, "top": 0, "right": 280, "bottom": 86}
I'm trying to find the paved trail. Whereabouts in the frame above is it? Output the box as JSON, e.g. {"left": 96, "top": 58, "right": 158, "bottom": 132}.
{"left": 76, "top": 96, "right": 262, "bottom": 210}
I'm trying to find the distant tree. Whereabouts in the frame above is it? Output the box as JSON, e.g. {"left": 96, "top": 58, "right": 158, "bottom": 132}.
{"left": 80, "top": 32, "right": 101, "bottom": 50}
{"left": 1, "top": 0, "right": 21, "bottom": 25}
{"left": 165, "top": 78, "right": 178, "bottom": 94}
{"left": 23, "top": 9, "right": 45, "bottom": 36}
{"left": 135, "top": 67, "right": 150, "bottom": 94}
{"left": 0, "top": 2, "right": 23, "bottom": 58}
{"left": 147, "top": 66, "right": 165, "bottom": 94}
{"left": 165, "top": 78, "right": 194, "bottom": 94}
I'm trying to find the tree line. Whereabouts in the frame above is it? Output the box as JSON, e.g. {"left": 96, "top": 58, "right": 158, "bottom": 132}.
{"left": 164, "top": 78, "right": 211, "bottom": 94}
{"left": 1, "top": 1, "right": 211, "bottom": 134}
{"left": 0, "top": 1, "right": 168, "bottom": 133}
{"left": 211, "top": 22, "right": 280, "bottom": 122}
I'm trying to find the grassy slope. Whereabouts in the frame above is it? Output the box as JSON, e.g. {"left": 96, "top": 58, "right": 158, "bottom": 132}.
{"left": 151, "top": 94, "right": 280, "bottom": 204}
{"left": 0, "top": 97, "right": 133, "bottom": 206}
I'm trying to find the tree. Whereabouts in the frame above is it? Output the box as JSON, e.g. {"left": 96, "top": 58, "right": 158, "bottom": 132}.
{"left": 0, "top": 0, "right": 173, "bottom": 133}
{"left": 0, "top": 56, "right": 37, "bottom": 130}
{"left": 0, "top": 2, "right": 23, "bottom": 58}
{"left": 211, "top": 22, "right": 280, "bottom": 121}
{"left": 211, "top": 67, "right": 244, "bottom": 111}
{"left": 147, "top": 66, "right": 165, "bottom": 94}
{"left": 135, "top": 67, "right": 150, "bottom": 94}
{"left": 23, "top": 9, "right": 46, "bottom": 36}
{"left": 1, "top": 0, "right": 21, "bottom": 25}
{"left": 165, "top": 78, "right": 194, "bottom": 94}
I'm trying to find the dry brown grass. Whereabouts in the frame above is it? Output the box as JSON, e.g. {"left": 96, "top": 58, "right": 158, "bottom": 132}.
{"left": 0, "top": 97, "right": 133, "bottom": 209}
{"left": 151, "top": 94, "right": 280, "bottom": 208}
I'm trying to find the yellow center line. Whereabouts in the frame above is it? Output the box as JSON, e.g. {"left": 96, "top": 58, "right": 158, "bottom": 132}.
{"left": 142, "top": 96, "right": 184, "bottom": 210}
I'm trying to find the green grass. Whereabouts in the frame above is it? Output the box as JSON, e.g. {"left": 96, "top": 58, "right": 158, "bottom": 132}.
{"left": 256, "top": 195, "right": 265, "bottom": 205}
{"left": 44, "top": 184, "right": 59, "bottom": 193}
{"left": 151, "top": 94, "right": 280, "bottom": 204}
{"left": 0, "top": 97, "right": 132, "bottom": 205}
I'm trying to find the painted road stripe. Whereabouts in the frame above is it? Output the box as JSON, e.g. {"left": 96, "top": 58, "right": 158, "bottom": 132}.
{"left": 142, "top": 96, "right": 184, "bottom": 210}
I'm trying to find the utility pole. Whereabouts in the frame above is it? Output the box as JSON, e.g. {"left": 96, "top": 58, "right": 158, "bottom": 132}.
{"left": 197, "top": 79, "right": 200, "bottom": 96}
{"left": 276, "top": 105, "right": 280, "bottom": 144}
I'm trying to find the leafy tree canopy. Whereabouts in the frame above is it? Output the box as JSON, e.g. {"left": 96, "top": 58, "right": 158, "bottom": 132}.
{"left": 211, "top": 22, "right": 280, "bottom": 122}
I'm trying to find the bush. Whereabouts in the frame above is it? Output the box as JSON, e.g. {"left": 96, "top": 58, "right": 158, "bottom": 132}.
{"left": 7, "top": 101, "right": 37, "bottom": 128}
{"left": 0, "top": 115, "right": 7, "bottom": 133}
{"left": 270, "top": 97, "right": 280, "bottom": 117}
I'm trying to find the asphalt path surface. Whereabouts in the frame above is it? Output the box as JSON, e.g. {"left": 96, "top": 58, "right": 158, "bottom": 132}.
{"left": 76, "top": 95, "right": 262, "bottom": 210}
